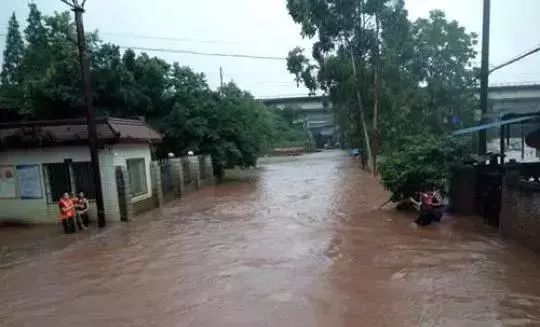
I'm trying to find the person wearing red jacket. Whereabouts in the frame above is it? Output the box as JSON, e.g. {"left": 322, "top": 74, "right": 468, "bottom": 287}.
{"left": 59, "top": 192, "right": 76, "bottom": 234}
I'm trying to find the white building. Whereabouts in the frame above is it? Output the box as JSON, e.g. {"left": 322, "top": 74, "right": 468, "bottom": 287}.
{"left": 0, "top": 117, "right": 162, "bottom": 224}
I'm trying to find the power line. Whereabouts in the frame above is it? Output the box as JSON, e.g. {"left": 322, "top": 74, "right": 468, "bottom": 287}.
{"left": 0, "top": 23, "right": 245, "bottom": 45}
{"left": 0, "top": 33, "right": 287, "bottom": 61}
{"left": 100, "top": 32, "right": 241, "bottom": 45}
{"left": 118, "top": 45, "right": 286, "bottom": 61}
{"left": 490, "top": 44, "right": 540, "bottom": 74}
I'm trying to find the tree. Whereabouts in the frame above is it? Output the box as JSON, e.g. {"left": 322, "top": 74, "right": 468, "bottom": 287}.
{"left": 0, "top": 3, "right": 306, "bottom": 176}
{"left": 286, "top": 0, "right": 398, "bottom": 172}
{"left": 1, "top": 13, "right": 24, "bottom": 86}
{"left": 0, "top": 13, "right": 25, "bottom": 108}
{"left": 285, "top": 0, "right": 478, "bottom": 171}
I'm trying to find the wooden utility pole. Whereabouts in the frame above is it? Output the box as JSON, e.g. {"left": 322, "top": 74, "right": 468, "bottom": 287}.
{"left": 61, "top": 0, "right": 106, "bottom": 228}
{"left": 478, "top": 0, "right": 491, "bottom": 155}
{"left": 219, "top": 66, "right": 224, "bottom": 90}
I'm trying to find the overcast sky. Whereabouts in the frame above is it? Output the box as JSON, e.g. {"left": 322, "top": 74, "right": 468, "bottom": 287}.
{"left": 1, "top": 0, "right": 540, "bottom": 98}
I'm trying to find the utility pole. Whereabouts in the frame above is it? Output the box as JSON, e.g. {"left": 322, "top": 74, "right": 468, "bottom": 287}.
{"left": 61, "top": 0, "right": 106, "bottom": 228}
{"left": 478, "top": 0, "right": 491, "bottom": 155}
{"left": 219, "top": 66, "right": 224, "bottom": 90}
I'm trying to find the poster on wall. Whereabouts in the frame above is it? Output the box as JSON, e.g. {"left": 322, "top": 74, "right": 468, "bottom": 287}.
{"left": 0, "top": 165, "right": 16, "bottom": 198}
{"left": 16, "top": 165, "right": 43, "bottom": 199}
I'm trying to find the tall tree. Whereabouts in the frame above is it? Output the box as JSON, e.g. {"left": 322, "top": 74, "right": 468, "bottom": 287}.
{"left": 1, "top": 13, "right": 24, "bottom": 86}
{"left": 0, "top": 13, "right": 25, "bottom": 109}
{"left": 286, "top": 0, "right": 477, "bottom": 163}
{"left": 286, "top": 0, "right": 395, "bottom": 171}
{"left": 22, "top": 3, "right": 48, "bottom": 86}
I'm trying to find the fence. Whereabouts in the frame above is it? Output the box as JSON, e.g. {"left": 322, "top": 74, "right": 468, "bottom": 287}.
{"left": 114, "top": 154, "right": 214, "bottom": 219}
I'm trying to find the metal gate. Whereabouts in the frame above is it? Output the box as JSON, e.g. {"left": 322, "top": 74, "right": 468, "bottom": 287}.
{"left": 475, "top": 165, "right": 503, "bottom": 227}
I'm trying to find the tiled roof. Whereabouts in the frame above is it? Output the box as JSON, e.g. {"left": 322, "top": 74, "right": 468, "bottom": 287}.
{"left": 0, "top": 117, "right": 162, "bottom": 149}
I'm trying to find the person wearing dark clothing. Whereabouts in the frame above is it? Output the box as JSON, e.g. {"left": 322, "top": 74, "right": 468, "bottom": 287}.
{"left": 75, "top": 192, "right": 90, "bottom": 229}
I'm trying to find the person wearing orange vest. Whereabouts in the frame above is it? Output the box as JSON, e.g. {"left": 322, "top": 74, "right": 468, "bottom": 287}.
{"left": 59, "top": 192, "right": 76, "bottom": 234}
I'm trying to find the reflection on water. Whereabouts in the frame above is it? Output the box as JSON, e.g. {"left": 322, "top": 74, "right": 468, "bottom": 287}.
{"left": 2, "top": 151, "right": 540, "bottom": 326}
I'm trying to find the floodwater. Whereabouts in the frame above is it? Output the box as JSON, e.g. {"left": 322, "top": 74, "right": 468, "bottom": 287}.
{"left": 2, "top": 151, "right": 540, "bottom": 326}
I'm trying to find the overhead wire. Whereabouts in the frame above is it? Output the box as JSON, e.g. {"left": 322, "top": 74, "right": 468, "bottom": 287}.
{"left": 117, "top": 45, "right": 286, "bottom": 61}
{"left": 99, "top": 32, "right": 241, "bottom": 45}
{"left": 0, "top": 33, "right": 286, "bottom": 61}
{"left": 490, "top": 44, "right": 540, "bottom": 74}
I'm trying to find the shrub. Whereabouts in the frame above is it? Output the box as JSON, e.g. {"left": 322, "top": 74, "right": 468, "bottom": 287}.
{"left": 379, "top": 135, "right": 468, "bottom": 201}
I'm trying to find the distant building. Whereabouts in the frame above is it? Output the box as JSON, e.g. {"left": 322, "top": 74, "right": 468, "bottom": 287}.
{"left": 485, "top": 83, "right": 540, "bottom": 162}
{"left": 0, "top": 117, "right": 162, "bottom": 224}
{"left": 261, "top": 95, "right": 337, "bottom": 148}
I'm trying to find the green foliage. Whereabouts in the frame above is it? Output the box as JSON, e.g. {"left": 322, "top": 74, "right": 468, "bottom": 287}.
{"left": 379, "top": 135, "right": 468, "bottom": 201}
{"left": 285, "top": 0, "right": 478, "bottom": 153}
{"left": 1, "top": 13, "right": 24, "bottom": 86}
{"left": 0, "top": 13, "right": 24, "bottom": 108}
{"left": 269, "top": 105, "right": 315, "bottom": 149}
{"left": 1, "top": 3, "right": 299, "bottom": 176}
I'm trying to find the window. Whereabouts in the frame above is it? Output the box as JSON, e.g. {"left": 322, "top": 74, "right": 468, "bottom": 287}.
{"left": 43, "top": 161, "right": 96, "bottom": 204}
{"left": 43, "top": 163, "right": 70, "bottom": 204}
{"left": 127, "top": 158, "right": 148, "bottom": 197}
{"left": 72, "top": 162, "right": 96, "bottom": 199}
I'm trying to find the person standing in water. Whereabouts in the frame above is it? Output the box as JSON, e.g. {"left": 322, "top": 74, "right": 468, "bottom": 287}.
{"left": 75, "top": 192, "right": 89, "bottom": 229}
{"left": 59, "top": 192, "right": 75, "bottom": 234}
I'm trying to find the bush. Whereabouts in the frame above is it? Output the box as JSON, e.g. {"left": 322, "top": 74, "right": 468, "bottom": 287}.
{"left": 379, "top": 135, "right": 468, "bottom": 201}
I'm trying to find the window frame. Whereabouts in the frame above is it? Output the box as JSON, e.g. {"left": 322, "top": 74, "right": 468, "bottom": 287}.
{"left": 71, "top": 161, "right": 96, "bottom": 201}
{"left": 126, "top": 158, "right": 148, "bottom": 197}
{"left": 42, "top": 162, "right": 71, "bottom": 204}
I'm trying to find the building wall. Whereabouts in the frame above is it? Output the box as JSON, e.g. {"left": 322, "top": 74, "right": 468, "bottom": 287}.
{"left": 110, "top": 144, "right": 153, "bottom": 204}
{"left": 500, "top": 174, "right": 540, "bottom": 253}
{"left": 0, "top": 143, "right": 154, "bottom": 224}
{"left": 487, "top": 138, "right": 538, "bottom": 163}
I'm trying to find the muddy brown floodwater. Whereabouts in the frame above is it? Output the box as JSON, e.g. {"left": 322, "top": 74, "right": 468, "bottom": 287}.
{"left": 2, "top": 151, "right": 540, "bottom": 326}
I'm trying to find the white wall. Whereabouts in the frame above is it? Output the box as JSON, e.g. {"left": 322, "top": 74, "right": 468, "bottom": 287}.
{"left": 0, "top": 143, "right": 154, "bottom": 224}
{"left": 111, "top": 144, "right": 153, "bottom": 204}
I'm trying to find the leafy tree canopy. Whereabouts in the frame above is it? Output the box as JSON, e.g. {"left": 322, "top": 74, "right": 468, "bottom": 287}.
{"left": 0, "top": 4, "right": 307, "bottom": 175}
{"left": 286, "top": 0, "right": 477, "bottom": 197}
{"left": 286, "top": 0, "right": 478, "bottom": 150}
{"left": 379, "top": 135, "right": 469, "bottom": 201}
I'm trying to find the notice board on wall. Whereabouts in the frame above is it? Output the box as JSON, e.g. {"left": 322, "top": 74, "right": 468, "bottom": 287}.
{"left": 16, "top": 165, "right": 43, "bottom": 199}
{"left": 0, "top": 165, "right": 16, "bottom": 198}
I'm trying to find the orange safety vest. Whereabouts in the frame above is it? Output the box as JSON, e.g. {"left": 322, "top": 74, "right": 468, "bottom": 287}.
{"left": 59, "top": 198, "right": 74, "bottom": 220}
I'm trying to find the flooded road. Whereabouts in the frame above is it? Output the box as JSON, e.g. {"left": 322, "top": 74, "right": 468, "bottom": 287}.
{"left": 2, "top": 151, "right": 540, "bottom": 326}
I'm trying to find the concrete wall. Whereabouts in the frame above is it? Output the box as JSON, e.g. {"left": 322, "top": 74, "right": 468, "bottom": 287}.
{"left": 500, "top": 168, "right": 540, "bottom": 252}
{"left": 0, "top": 146, "right": 116, "bottom": 223}
{"left": 0, "top": 144, "right": 155, "bottom": 224}
{"left": 111, "top": 144, "right": 153, "bottom": 205}
{"left": 0, "top": 146, "right": 215, "bottom": 224}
